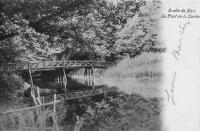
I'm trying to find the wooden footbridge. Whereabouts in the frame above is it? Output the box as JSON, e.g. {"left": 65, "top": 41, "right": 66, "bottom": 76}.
{"left": 0, "top": 60, "right": 115, "bottom": 72}
{"left": 0, "top": 60, "right": 117, "bottom": 131}
{"left": 0, "top": 60, "right": 116, "bottom": 107}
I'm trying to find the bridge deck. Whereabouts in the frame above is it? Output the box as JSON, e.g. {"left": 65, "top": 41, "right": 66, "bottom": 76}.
{"left": 0, "top": 60, "right": 115, "bottom": 72}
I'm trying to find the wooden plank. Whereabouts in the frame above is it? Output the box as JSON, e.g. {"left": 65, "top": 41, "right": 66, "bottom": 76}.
{"left": 52, "top": 94, "right": 59, "bottom": 131}
{"left": 0, "top": 87, "right": 115, "bottom": 115}
{"left": 52, "top": 114, "right": 60, "bottom": 131}
{"left": 63, "top": 60, "right": 67, "bottom": 92}
{"left": 28, "top": 63, "right": 37, "bottom": 106}
{"left": 42, "top": 97, "right": 45, "bottom": 110}
{"left": 53, "top": 94, "right": 56, "bottom": 114}
{"left": 0, "top": 100, "right": 60, "bottom": 115}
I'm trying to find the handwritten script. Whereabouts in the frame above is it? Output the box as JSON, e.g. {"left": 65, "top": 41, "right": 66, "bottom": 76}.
{"left": 172, "top": 21, "right": 191, "bottom": 60}
{"left": 165, "top": 21, "right": 190, "bottom": 105}
{"left": 165, "top": 72, "right": 176, "bottom": 105}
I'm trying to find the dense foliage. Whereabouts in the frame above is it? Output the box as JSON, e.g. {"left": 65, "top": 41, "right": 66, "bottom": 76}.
{"left": 61, "top": 92, "right": 161, "bottom": 131}
{"left": 0, "top": 0, "right": 164, "bottom": 108}
{"left": 0, "top": 0, "right": 164, "bottom": 63}
{"left": 0, "top": 2, "right": 163, "bottom": 130}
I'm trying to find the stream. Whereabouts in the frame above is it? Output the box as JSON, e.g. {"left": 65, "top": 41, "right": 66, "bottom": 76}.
{"left": 24, "top": 69, "right": 162, "bottom": 131}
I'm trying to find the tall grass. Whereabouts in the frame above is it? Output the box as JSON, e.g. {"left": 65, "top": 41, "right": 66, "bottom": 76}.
{"left": 102, "top": 52, "right": 163, "bottom": 80}
{"left": 97, "top": 52, "right": 163, "bottom": 131}
{"left": 0, "top": 107, "right": 60, "bottom": 131}
{"left": 96, "top": 52, "right": 164, "bottom": 98}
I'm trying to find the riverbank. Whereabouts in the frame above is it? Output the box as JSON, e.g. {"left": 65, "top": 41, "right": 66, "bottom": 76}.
{"left": 102, "top": 52, "right": 163, "bottom": 79}
{"left": 68, "top": 52, "right": 164, "bottom": 131}
{"left": 0, "top": 52, "right": 164, "bottom": 131}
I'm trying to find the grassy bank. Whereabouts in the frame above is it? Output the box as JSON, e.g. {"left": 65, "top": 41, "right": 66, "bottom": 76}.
{"left": 88, "top": 52, "right": 163, "bottom": 131}
{"left": 94, "top": 52, "right": 164, "bottom": 98}
{"left": 102, "top": 52, "right": 163, "bottom": 80}
{"left": 0, "top": 108, "right": 56, "bottom": 131}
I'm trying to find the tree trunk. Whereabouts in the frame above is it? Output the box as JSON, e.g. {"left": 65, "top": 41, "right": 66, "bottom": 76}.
{"left": 64, "top": 46, "right": 76, "bottom": 60}
{"left": 65, "top": 50, "right": 73, "bottom": 60}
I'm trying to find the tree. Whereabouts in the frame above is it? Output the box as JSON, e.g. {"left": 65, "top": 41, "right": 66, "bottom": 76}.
{"left": 0, "top": 0, "right": 97, "bottom": 62}
{"left": 0, "top": 0, "right": 146, "bottom": 62}
{"left": 114, "top": 0, "right": 164, "bottom": 57}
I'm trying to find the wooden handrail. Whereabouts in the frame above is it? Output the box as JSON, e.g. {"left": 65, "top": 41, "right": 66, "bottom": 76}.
{"left": 0, "top": 60, "right": 116, "bottom": 72}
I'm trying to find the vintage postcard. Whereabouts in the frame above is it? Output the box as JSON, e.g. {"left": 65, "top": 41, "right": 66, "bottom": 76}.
{"left": 0, "top": 0, "right": 199, "bottom": 131}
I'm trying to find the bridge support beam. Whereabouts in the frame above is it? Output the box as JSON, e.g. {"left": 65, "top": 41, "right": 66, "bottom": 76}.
{"left": 63, "top": 60, "right": 67, "bottom": 92}
{"left": 28, "top": 62, "right": 42, "bottom": 106}
{"left": 91, "top": 65, "right": 94, "bottom": 90}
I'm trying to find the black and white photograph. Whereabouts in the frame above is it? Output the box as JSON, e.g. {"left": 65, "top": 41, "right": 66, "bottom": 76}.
{"left": 0, "top": 0, "right": 200, "bottom": 131}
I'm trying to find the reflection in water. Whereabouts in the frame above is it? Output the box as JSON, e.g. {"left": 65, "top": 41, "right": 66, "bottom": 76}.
{"left": 55, "top": 73, "right": 67, "bottom": 88}
{"left": 32, "top": 71, "right": 108, "bottom": 96}
{"left": 28, "top": 70, "right": 162, "bottom": 98}
{"left": 26, "top": 70, "right": 161, "bottom": 131}
{"left": 72, "top": 75, "right": 162, "bottom": 98}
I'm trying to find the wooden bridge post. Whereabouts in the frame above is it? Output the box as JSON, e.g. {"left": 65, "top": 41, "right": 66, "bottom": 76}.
{"left": 91, "top": 60, "right": 94, "bottom": 90}
{"left": 63, "top": 59, "right": 67, "bottom": 92}
{"left": 42, "top": 97, "right": 45, "bottom": 110}
{"left": 28, "top": 62, "right": 42, "bottom": 106}
{"left": 28, "top": 62, "right": 37, "bottom": 105}
{"left": 53, "top": 94, "right": 56, "bottom": 114}
{"left": 52, "top": 94, "right": 60, "bottom": 131}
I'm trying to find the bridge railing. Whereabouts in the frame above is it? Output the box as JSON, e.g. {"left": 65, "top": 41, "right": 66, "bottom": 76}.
{"left": 0, "top": 60, "right": 116, "bottom": 72}
{"left": 92, "top": 61, "right": 116, "bottom": 67}
{"left": 0, "top": 62, "right": 29, "bottom": 71}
